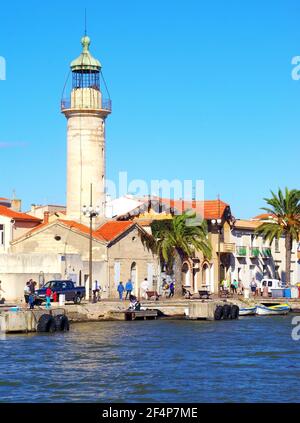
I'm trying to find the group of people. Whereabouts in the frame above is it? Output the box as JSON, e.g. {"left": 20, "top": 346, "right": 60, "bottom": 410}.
{"left": 24, "top": 279, "right": 38, "bottom": 309}
{"left": 162, "top": 278, "right": 175, "bottom": 298}
{"left": 117, "top": 277, "right": 173, "bottom": 301}
{"left": 117, "top": 279, "right": 134, "bottom": 300}
{"left": 24, "top": 279, "right": 55, "bottom": 309}
{"left": 220, "top": 277, "right": 259, "bottom": 296}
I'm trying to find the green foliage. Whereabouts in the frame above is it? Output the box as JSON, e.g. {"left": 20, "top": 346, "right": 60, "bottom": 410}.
{"left": 150, "top": 211, "right": 212, "bottom": 270}
{"left": 255, "top": 187, "right": 300, "bottom": 285}
{"left": 255, "top": 187, "right": 300, "bottom": 243}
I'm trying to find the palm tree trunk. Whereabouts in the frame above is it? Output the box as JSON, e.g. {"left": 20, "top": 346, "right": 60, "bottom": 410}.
{"left": 174, "top": 249, "right": 183, "bottom": 297}
{"left": 285, "top": 233, "right": 292, "bottom": 286}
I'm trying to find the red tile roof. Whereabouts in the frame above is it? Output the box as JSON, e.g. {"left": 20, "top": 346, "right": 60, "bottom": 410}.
{"left": 95, "top": 221, "right": 134, "bottom": 241}
{"left": 252, "top": 213, "right": 275, "bottom": 220}
{"left": 0, "top": 205, "right": 41, "bottom": 222}
{"left": 58, "top": 219, "right": 105, "bottom": 241}
{"left": 148, "top": 198, "right": 229, "bottom": 220}
{"left": 14, "top": 219, "right": 136, "bottom": 244}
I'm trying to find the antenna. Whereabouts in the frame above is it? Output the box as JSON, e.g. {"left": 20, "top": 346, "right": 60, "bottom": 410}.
{"left": 84, "top": 8, "right": 87, "bottom": 35}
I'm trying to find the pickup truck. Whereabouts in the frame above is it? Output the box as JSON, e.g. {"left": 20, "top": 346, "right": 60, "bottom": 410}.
{"left": 35, "top": 280, "right": 86, "bottom": 304}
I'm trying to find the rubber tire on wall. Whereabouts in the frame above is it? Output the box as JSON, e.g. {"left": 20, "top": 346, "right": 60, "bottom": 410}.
{"left": 48, "top": 319, "right": 57, "bottom": 333}
{"left": 54, "top": 315, "right": 70, "bottom": 331}
{"left": 37, "top": 314, "right": 56, "bottom": 333}
{"left": 74, "top": 295, "right": 81, "bottom": 304}
{"left": 214, "top": 305, "right": 224, "bottom": 320}
{"left": 222, "top": 304, "right": 232, "bottom": 320}
{"left": 230, "top": 305, "right": 239, "bottom": 319}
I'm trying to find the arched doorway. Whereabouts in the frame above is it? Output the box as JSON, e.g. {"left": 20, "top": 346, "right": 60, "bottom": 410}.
{"left": 202, "top": 263, "right": 210, "bottom": 289}
{"left": 182, "top": 262, "right": 191, "bottom": 288}
{"left": 131, "top": 262, "right": 137, "bottom": 295}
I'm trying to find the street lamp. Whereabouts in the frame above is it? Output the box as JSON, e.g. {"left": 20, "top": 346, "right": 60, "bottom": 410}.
{"left": 211, "top": 218, "right": 222, "bottom": 296}
{"left": 82, "top": 183, "right": 100, "bottom": 302}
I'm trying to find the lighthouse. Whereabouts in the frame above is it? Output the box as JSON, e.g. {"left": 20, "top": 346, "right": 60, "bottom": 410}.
{"left": 61, "top": 35, "right": 111, "bottom": 222}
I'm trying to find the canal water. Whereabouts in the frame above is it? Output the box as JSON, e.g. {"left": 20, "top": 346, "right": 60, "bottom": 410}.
{"left": 0, "top": 316, "right": 300, "bottom": 402}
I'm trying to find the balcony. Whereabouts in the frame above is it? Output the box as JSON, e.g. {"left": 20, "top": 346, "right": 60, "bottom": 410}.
{"left": 250, "top": 247, "right": 260, "bottom": 258}
{"left": 236, "top": 246, "right": 247, "bottom": 257}
{"left": 219, "top": 242, "right": 236, "bottom": 253}
{"left": 60, "top": 98, "right": 112, "bottom": 112}
{"left": 262, "top": 247, "right": 272, "bottom": 258}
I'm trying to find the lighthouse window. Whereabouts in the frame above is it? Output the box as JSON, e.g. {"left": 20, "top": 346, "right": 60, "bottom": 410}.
{"left": 72, "top": 71, "right": 100, "bottom": 90}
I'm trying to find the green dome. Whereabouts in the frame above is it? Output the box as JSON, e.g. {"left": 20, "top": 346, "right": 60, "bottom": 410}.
{"left": 70, "top": 35, "right": 101, "bottom": 72}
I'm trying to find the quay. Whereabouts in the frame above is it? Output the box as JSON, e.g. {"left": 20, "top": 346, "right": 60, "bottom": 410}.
{"left": 1, "top": 296, "right": 300, "bottom": 334}
{"left": 0, "top": 299, "right": 237, "bottom": 333}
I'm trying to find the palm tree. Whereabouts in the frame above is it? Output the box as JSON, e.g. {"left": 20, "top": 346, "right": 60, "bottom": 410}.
{"left": 255, "top": 188, "right": 300, "bottom": 285}
{"left": 150, "top": 211, "right": 212, "bottom": 297}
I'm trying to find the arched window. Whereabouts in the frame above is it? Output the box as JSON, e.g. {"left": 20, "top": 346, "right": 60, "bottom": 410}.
{"left": 182, "top": 262, "right": 191, "bottom": 287}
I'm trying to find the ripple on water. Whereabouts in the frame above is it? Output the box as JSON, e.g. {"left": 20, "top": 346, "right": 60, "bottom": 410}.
{"left": 0, "top": 318, "right": 299, "bottom": 402}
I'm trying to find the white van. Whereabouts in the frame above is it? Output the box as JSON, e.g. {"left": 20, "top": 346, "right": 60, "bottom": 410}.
{"left": 259, "top": 279, "right": 285, "bottom": 294}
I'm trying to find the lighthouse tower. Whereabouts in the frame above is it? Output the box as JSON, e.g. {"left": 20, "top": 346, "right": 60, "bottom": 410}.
{"left": 61, "top": 35, "right": 111, "bottom": 222}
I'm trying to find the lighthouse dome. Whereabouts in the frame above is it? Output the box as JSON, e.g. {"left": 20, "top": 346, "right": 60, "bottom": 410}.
{"left": 70, "top": 35, "right": 101, "bottom": 72}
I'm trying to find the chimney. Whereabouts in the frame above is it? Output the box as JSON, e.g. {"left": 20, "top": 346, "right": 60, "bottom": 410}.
{"left": 43, "top": 211, "right": 50, "bottom": 224}
{"left": 11, "top": 198, "right": 22, "bottom": 212}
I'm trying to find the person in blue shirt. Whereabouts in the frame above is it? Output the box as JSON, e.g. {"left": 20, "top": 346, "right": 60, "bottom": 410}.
{"left": 117, "top": 281, "right": 125, "bottom": 300}
{"left": 125, "top": 279, "right": 133, "bottom": 300}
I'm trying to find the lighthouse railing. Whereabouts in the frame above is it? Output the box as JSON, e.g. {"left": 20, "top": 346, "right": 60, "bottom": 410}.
{"left": 61, "top": 98, "right": 112, "bottom": 112}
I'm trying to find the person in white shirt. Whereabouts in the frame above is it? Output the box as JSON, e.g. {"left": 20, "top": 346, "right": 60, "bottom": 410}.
{"left": 24, "top": 281, "right": 31, "bottom": 305}
{"left": 92, "top": 280, "right": 101, "bottom": 302}
{"left": 140, "top": 278, "right": 150, "bottom": 299}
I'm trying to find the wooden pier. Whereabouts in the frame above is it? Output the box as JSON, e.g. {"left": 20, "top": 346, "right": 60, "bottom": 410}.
{"left": 124, "top": 310, "right": 158, "bottom": 321}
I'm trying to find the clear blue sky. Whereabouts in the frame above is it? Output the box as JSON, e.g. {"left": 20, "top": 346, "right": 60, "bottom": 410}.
{"left": 0, "top": 0, "right": 299, "bottom": 218}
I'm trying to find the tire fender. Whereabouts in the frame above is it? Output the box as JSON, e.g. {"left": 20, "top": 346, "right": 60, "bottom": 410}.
{"left": 54, "top": 314, "right": 70, "bottom": 331}
{"left": 214, "top": 305, "right": 223, "bottom": 320}
{"left": 37, "top": 314, "right": 56, "bottom": 333}
{"left": 222, "top": 304, "right": 232, "bottom": 320}
{"left": 230, "top": 305, "right": 239, "bottom": 319}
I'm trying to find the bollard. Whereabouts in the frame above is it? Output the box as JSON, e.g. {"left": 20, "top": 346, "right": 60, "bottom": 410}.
{"left": 244, "top": 288, "right": 250, "bottom": 299}
{"left": 59, "top": 294, "right": 65, "bottom": 307}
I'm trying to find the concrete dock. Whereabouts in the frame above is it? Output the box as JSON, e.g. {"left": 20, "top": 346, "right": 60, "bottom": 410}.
{"left": 0, "top": 307, "right": 66, "bottom": 333}
{"left": 0, "top": 299, "right": 232, "bottom": 333}
{"left": 1, "top": 296, "right": 299, "bottom": 333}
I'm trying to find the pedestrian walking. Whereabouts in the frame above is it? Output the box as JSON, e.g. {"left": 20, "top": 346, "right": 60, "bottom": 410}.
{"left": 45, "top": 286, "right": 52, "bottom": 309}
{"left": 238, "top": 279, "right": 244, "bottom": 295}
{"left": 140, "top": 278, "right": 149, "bottom": 299}
{"left": 250, "top": 278, "right": 257, "bottom": 297}
{"left": 117, "top": 281, "right": 125, "bottom": 300}
{"left": 125, "top": 279, "right": 133, "bottom": 300}
{"left": 231, "top": 279, "right": 238, "bottom": 295}
{"left": 168, "top": 281, "right": 175, "bottom": 298}
{"left": 92, "top": 280, "right": 100, "bottom": 303}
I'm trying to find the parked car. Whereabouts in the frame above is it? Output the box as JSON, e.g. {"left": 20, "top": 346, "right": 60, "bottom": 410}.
{"left": 35, "top": 280, "right": 85, "bottom": 305}
{"left": 258, "top": 279, "right": 285, "bottom": 295}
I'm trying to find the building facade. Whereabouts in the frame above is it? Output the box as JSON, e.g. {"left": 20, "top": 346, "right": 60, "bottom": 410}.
{"left": 227, "top": 219, "right": 299, "bottom": 287}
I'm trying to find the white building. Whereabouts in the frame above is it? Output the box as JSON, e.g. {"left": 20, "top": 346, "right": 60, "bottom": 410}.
{"left": 228, "top": 219, "right": 299, "bottom": 287}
